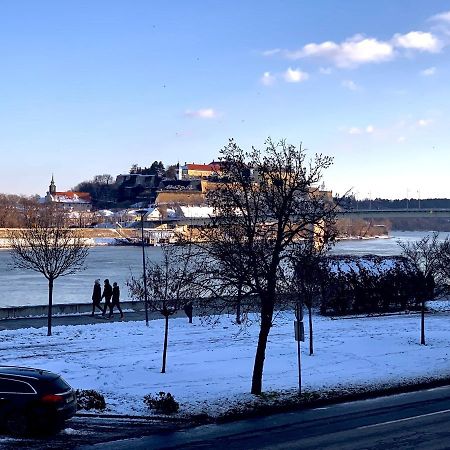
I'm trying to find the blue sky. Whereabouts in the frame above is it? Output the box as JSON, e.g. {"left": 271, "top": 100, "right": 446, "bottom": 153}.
{"left": 1, "top": 1, "right": 450, "bottom": 199}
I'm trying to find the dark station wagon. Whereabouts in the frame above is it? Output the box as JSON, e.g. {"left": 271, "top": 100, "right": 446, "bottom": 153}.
{"left": 0, "top": 366, "right": 77, "bottom": 435}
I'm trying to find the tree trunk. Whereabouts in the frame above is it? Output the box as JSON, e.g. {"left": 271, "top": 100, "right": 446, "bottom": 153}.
{"left": 47, "top": 277, "right": 54, "bottom": 337}
{"left": 251, "top": 300, "right": 273, "bottom": 394}
{"left": 421, "top": 299, "right": 425, "bottom": 345}
{"left": 161, "top": 314, "right": 169, "bottom": 373}
{"left": 308, "top": 305, "right": 313, "bottom": 356}
{"left": 236, "top": 287, "right": 242, "bottom": 325}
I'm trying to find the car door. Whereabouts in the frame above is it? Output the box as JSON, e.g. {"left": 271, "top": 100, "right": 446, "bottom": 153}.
{"left": 0, "top": 377, "right": 37, "bottom": 418}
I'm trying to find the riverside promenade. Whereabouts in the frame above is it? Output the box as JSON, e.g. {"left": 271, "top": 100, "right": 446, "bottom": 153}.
{"left": 0, "top": 301, "right": 188, "bottom": 331}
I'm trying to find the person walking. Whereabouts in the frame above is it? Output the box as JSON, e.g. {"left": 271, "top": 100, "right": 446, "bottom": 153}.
{"left": 183, "top": 302, "right": 193, "bottom": 324}
{"left": 101, "top": 279, "right": 113, "bottom": 317}
{"left": 109, "top": 282, "right": 124, "bottom": 320}
{"left": 91, "top": 279, "right": 103, "bottom": 316}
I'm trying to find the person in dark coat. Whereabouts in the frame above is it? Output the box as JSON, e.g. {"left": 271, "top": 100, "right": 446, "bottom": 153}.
{"left": 108, "top": 282, "right": 124, "bottom": 319}
{"left": 183, "top": 302, "right": 193, "bottom": 324}
{"left": 101, "top": 279, "right": 113, "bottom": 316}
{"left": 91, "top": 279, "right": 103, "bottom": 316}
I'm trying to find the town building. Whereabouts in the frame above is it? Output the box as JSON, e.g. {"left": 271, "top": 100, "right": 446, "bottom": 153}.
{"left": 180, "top": 162, "right": 222, "bottom": 180}
{"left": 44, "top": 176, "right": 92, "bottom": 211}
{"left": 115, "top": 173, "right": 159, "bottom": 204}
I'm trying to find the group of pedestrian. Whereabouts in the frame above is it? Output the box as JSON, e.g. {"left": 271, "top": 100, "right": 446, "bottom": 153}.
{"left": 91, "top": 278, "right": 124, "bottom": 320}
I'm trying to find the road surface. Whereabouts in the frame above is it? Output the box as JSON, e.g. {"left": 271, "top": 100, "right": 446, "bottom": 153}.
{"left": 82, "top": 385, "right": 450, "bottom": 449}
{"left": 0, "top": 415, "right": 185, "bottom": 449}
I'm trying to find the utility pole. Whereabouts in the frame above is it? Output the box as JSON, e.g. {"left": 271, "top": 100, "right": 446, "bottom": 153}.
{"left": 137, "top": 210, "right": 149, "bottom": 326}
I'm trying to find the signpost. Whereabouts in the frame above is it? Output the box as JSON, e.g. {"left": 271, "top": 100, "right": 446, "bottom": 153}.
{"left": 294, "top": 320, "right": 305, "bottom": 342}
{"left": 295, "top": 299, "right": 304, "bottom": 394}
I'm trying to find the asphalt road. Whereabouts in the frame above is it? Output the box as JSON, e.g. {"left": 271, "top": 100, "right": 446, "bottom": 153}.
{"left": 81, "top": 385, "right": 450, "bottom": 450}
{"left": 0, "top": 415, "right": 186, "bottom": 449}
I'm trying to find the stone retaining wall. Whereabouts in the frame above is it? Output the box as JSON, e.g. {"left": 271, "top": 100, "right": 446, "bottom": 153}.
{"left": 0, "top": 300, "right": 145, "bottom": 320}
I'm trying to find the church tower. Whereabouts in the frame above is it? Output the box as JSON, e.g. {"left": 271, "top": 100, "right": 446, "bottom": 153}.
{"left": 49, "top": 175, "right": 56, "bottom": 195}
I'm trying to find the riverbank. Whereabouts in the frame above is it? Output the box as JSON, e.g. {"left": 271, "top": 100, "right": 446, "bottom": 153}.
{"left": 0, "top": 300, "right": 146, "bottom": 320}
{"left": 0, "top": 227, "right": 391, "bottom": 249}
{"left": 0, "top": 227, "right": 139, "bottom": 248}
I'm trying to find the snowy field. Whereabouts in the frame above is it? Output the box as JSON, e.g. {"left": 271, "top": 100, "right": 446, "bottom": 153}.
{"left": 1, "top": 309, "right": 450, "bottom": 417}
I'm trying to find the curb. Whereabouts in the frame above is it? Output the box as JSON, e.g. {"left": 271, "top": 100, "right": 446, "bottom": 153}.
{"left": 75, "top": 412, "right": 191, "bottom": 423}
{"left": 74, "top": 377, "right": 450, "bottom": 428}
{"left": 214, "top": 376, "right": 450, "bottom": 424}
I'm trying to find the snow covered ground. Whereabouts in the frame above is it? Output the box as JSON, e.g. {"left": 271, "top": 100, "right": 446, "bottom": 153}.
{"left": 1, "top": 309, "right": 450, "bottom": 417}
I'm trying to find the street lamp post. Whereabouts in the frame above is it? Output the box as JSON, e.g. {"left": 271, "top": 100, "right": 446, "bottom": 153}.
{"left": 137, "top": 209, "right": 149, "bottom": 326}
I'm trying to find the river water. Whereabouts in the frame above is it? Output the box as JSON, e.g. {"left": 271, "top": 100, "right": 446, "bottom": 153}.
{"left": 0, "top": 231, "right": 447, "bottom": 308}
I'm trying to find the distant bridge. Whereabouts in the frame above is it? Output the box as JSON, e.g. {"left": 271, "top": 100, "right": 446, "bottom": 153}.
{"left": 138, "top": 208, "right": 450, "bottom": 228}
{"left": 339, "top": 208, "right": 450, "bottom": 219}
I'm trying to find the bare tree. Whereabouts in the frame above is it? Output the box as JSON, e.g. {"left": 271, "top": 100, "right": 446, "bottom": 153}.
{"left": 195, "top": 138, "right": 338, "bottom": 394}
{"left": 398, "top": 232, "right": 449, "bottom": 345}
{"left": 0, "top": 194, "right": 40, "bottom": 228}
{"left": 289, "top": 238, "right": 334, "bottom": 356}
{"left": 8, "top": 207, "right": 89, "bottom": 336}
{"left": 192, "top": 243, "right": 254, "bottom": 326}
{"left": 127, "top": 244, "right": 203, "bottom": 373}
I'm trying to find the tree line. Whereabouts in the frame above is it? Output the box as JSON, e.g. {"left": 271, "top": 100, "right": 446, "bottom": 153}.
{"left": 72, "top": 161, "right": 178, "bottom": 207}
{"left": 343, "top": 196, "right": 450, "bottom": 210}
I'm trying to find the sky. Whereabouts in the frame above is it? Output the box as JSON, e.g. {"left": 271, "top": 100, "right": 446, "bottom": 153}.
{"left": 1, "top": 1, "right": 450, "bottom": 199}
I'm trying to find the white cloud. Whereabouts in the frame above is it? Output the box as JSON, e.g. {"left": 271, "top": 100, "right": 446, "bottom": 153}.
{"left": 429, "top": 11, "right": 450, "bottom": 23}
{"left": 429, "top": 11, "right": 450, "bottom": 37}
{"left": 319, "top": 67, "right": 333, "bottom": 75}
{"left": 392, "top": 31, "right": 442, "bottom": 52}
{"left": 341, "top": 79, "right": 360, "bottom": 91}
{"left": 262, "top": 48, "right": 281, "bottom": 56}
{"left": 184, "top": 108, "right": 217, "bottom": 119}
{"left": 417, "top": 118, "right": 432, "bottom": 127}
{"left": 420, "top": 66, "right": 437, "bottom": 76}
{"left": 297, "top": 41, "right": 340, "bottom": 59}
{"left": 263, "top": 28, "right": 444, "bottom": 69}
{"left": 260, "top": 71, "right": 276, "bottom": 86}
{"left": 282, "top": 35, "right": 394, "bottom": 68}
{"left": 347, "top": 124, "right": 374, "bottom": 135}
{"left": 283, "top": 67, "right": 309, "bottom": 83}
{"left": 397, "top": 136, "right": 406, "bottom": 143}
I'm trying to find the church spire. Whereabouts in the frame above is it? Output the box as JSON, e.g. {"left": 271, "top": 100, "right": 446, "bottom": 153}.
{"left": 49, "top": 174, "right": 56, "bottom": 194}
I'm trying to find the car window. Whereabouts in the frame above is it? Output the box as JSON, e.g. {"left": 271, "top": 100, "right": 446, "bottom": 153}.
{"left": 0, "top": 378, "right": 36, "bottom": 394}
{"left": 41, "top": 376, "right": 71, "bottom": 394}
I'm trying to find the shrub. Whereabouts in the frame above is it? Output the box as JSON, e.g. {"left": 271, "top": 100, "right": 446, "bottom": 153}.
{"left": 75, "top": 389, "right": 106, "bottom": 411}
{"left": 321, "top": 255, "right": 419, "bottom": 315}
{"left": 143, "top": 391, "right": 179, "bottom": 414}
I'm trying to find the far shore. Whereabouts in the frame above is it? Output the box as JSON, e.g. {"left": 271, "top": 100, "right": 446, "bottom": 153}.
{"left": 0, "top": 227, "right": 390, "bottom": 249}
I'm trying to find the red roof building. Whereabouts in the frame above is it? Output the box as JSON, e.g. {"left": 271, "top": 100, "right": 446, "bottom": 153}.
{"left": 44, "top": 176, "right": 92, "bottom": 211}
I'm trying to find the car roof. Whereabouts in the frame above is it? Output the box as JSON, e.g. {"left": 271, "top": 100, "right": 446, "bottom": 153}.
{"left": 0, "top": 366, "right": 60, "bottom": 382}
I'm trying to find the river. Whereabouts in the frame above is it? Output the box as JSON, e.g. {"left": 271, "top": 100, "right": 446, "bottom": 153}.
{"left": 0, "top": 231, "right": 448, "bottom": 308}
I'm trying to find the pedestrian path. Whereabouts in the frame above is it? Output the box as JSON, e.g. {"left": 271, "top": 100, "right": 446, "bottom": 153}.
{"left": 0, "top": 310, "right": 187, "bottom": 331}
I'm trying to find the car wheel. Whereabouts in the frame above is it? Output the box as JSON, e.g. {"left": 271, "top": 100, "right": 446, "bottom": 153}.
{"left": 6, "top": 410, "right": 30, "bottom": 436}
{"left": 30, "top": 408, "right": 65, "bottom": 435}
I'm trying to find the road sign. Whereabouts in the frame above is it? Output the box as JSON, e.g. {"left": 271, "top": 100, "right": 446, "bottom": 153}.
{"left": 295, "top": 304, "right": 304, "bottom": 321}
{"left": 294, "top": 320, "right": 305, "bottom": 342}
